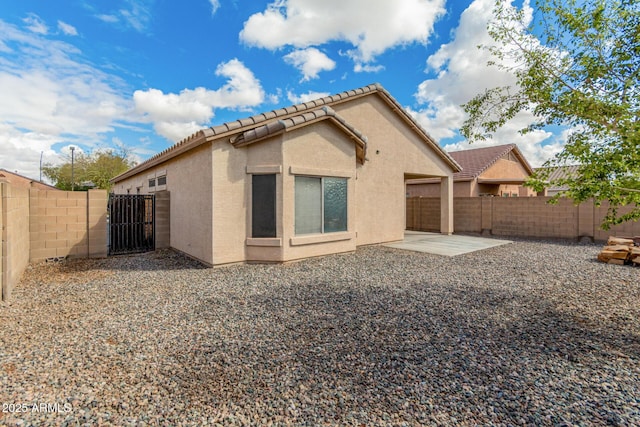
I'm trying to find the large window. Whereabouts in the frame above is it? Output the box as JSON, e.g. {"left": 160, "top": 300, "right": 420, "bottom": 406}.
{"left": 295, "top": 176, "right": 347, "bottom": 235}
{"left": 252, "top": 174, "right": 277, "bottom": 238}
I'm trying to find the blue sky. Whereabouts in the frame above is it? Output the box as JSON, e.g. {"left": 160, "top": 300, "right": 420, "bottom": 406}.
{"left": 0, "top": 0, "right": 562, "bottom": 181}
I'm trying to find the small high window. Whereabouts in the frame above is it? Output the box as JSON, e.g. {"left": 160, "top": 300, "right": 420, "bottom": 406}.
{"left": 252, "top": 174, "right": 277, "bottom": 238}
{"left": 149, "top": 178, "right": 156, "bottom": 188}
{"left": 157, "top": 175, "right": 167, "bottom": 186}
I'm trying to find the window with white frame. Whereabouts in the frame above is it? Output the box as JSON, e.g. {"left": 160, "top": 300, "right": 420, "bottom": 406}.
{"left": 295, "top": 176, "right": 347, "bottom": 235}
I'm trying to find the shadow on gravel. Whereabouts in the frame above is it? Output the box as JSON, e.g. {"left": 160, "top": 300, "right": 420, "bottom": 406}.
{"left": 48, "top": 249, "right": 209, "bottom": 275}
{"left": 170, "top": 276, "right": 639, "bottom": 425}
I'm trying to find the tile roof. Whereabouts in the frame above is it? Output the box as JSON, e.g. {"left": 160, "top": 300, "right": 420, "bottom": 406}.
{"left": 112, "top": 83, "right": 460, "bottom": 183}
{"left": 535, "top": 165, "right": 581, "bottom": 192}
{"left": 230, "top": 106, "right": 368, "bottom": 163}
{"left": 451, "top": 143, "right": 533, "bottom": 180}
{"left": 0, "top": 168, "right": 59, "bottom": 190}
{"left": 407, "top": 144, "right": 534, "bottom": 185}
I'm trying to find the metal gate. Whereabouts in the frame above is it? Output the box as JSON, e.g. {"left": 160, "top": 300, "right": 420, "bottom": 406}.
{"left": 108, "top": 194, "right": 155, "bottom": 255}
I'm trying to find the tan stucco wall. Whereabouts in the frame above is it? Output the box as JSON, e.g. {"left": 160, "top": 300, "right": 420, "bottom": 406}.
{"left": 211, "top": 137, "right": 249, "bottom": 265}
{"left": 480, "top": 158, "right": 529, "bottom": 180}
{"left": 114, "top": 144, "right": 214, "bottom": 264}
{"left": 239, "top": 120, "right": 356, "bottom": 261}
{"left": 281, "top": 122, "right": 357, "bottom": 261}
{"left": 332, "top": 95, "right": 455, "bottom": 245}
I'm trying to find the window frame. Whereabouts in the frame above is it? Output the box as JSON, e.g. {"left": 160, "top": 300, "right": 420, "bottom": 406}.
{"left": 251, "top": 173, "right": 277, "bottom": 238}
{"left": 294, "top": 175, "right": 348, "bottom": 236}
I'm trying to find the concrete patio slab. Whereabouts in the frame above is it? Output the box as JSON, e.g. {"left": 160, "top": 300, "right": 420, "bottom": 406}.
{"left": 384, "top": 231, "right": 512, "bottom": 256}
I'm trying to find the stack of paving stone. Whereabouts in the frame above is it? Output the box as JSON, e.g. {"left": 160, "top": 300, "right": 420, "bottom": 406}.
{"left": 597, "top": 236, "right": 640, "bottom": 266}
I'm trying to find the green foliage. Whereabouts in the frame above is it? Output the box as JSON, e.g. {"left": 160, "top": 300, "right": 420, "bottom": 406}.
{"left": 43, "top": 148, "right": 135, "bottom": 191}
{"left": 462, "top": 0, "right": 640, "bottom": 229}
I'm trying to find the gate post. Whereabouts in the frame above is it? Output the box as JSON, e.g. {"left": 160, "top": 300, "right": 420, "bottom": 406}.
{"left": 88, "top": 190, "right": 108, "bottom": 258}
{"left": 155, "top": 191, "right": 170, "bottom": 249}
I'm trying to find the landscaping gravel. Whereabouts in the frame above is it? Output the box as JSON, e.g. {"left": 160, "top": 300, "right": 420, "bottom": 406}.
{"left": 1, "top": 239, "right": 639, "bottom": 426}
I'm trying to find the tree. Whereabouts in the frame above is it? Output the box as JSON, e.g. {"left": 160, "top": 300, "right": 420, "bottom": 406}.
{"left": 43, "top": 148, "right": 135, "bottom": 191}
{"left": 461, "top": 0, "right": 639, "bottom": 229}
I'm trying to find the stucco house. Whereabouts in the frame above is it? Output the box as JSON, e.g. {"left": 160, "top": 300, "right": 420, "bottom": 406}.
{"left": 406, "top": 144, "right": 535, "bottom": 198}
{"left": 112, "top": 83, "right": 461, "bottom": 265}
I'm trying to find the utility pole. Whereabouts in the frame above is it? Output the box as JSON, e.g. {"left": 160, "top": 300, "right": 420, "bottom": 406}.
{"left": 70, "top": 146, "right": 75, "bottom": 191}
{"left": 39, "top": 151, "right": 43, "bottom": 182}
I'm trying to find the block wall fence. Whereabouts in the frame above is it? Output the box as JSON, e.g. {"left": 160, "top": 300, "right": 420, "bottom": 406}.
{"left": 1, "top": 184, "right": 171, "bottom": 301}
{"left": 1, "top": 183, "right": 108, "bottom": 301}
{"left": 407, "top": 197, "right": 640, "bottom": 241}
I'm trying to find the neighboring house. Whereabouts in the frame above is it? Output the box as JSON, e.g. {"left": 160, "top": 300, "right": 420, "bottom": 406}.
{"left": 112, "top": 83, "right": 461, "bottom": 266}
{"left": 406, "top": 144, "right": 536, "bottom": 198}
{"left": 0, "top": 168, "right": 59, "bottom": 191}
{"left": 535, "top": 165, "right": 581, "bottom": 196}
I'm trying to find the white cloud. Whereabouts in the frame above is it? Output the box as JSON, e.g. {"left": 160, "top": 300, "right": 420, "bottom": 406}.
{"left": 96, "top": 14, "right": 119, "bottom": 24}
{"left": 0, "top": 124, "right": 60, "bottom": 181}
{"left": 0, "top": 19, "right": 132, "bottom": 179}
{"left": 354, "top": 63, "right": 385, "bottom": 73}
{"left": 133, "top": 59, "right": 266, "bottom": 141}
{"left": 411, "top": 0, "right": 558, "bottom": 167}
{"left": 57, "top": 21, "right": 78, "bottom": 36}
{"left": 94, "top": 0, "right": 153, "bottom": 33}
{"left": 209, "top": 0, "right": 221, "bottom": 15}
{"left": 240, "top": 0, "right": 446, "bottom": 66}
{"left": 23, "top": 13, "right": 48, "bottom": 34}
{"left": 284, "top": 48, "right": 336, "bottom": 81}
{"left": 286, "top": 90, "right": 330, "bottom": 104}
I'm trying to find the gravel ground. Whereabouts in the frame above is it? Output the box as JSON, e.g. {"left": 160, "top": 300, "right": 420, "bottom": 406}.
{"left": 0, "top": 239, "right": 639, "bottom": 426}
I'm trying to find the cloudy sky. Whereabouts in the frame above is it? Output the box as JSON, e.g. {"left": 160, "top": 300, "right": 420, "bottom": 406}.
{"left": 1, "top": 0, "right": 563, "bottom": 181}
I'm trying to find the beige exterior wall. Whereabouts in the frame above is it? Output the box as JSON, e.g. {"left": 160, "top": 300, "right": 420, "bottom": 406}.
{"left": 480, "top": 158, "right": 528, "bottom": 179}
{"left": 281, "top": 122, "right": 357, "bottom": 261}
{"left": 1, "top": 183, "right": 30, "bottom": 300}
{"left": 332, "top": 95, "right": 455, "bottom": 245}
{"left": 407, "top": 197, "right": 640, "bottom": 241}
{"left": 114, "top": 144, "right": 214, "bottom": 264}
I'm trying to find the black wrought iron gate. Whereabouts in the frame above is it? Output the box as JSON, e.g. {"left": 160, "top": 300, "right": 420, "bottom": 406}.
{"left": 108, "top": 194, "right": 155, "bottom": 255}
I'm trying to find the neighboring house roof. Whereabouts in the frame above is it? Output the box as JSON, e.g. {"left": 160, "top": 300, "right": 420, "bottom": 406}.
{"left": 535, "top": 165, "right": 581, "bottom": 193}
{"left": 112, "top": 83, "right": 461, "bottom": 183}
{"left": 408, "top": 144, "right": 534, "bottom": 185}
{"left": 0, "top": 168, "right": 59, "bottom": 190}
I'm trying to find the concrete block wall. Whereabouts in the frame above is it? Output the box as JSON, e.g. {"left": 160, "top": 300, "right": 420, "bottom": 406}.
{"left": 406, "top": 197, "right": 440, "bottom": 232}
{"left": 29, "top": 189, "right": 108, "bottom": 262}
{"left": 491, "top": 197, "right": 579, "bottom": 239}
{"left": 407, "top": 197, "right": 640, "bottom": 241}
{"left": 593, "top": 202, "right": 640, "bottom": 241}
{"left": 453, "top": 198, "right": 482, "bottom": 233}
{"left": 1, "top": 182, "right": 30, "bottom": 301}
